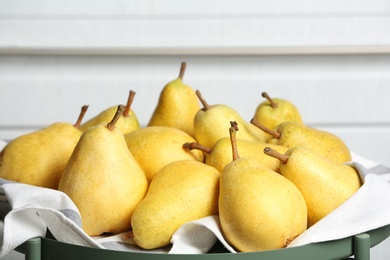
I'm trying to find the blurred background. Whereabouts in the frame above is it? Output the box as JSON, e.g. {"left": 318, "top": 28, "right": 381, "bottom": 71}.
{"left": 1, "top": 0, "right": 390, "bottom": 259}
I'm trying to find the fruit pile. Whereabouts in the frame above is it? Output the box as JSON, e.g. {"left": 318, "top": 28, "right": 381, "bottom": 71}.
{"left": 0, "top": 62, "right": 363, "bottom": 252}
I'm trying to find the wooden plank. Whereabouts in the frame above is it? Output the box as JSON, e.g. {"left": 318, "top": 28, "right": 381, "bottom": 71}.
{"left": 1, "top": 54, "right": 389, "bottom": 166}
{"left": 1, "top": 0, "right": 388, "bottom": 15}
{"left": 2, "top": 81, "right": 389, "bottom": 124}
{"left": 1, "top": 17, "right": 389, "bottom": 55}
{"left": 1, "top": 54, "right": 389, "bottom": 126}
{"left": 1, "top": 0, "right": 390, "bottom": 54}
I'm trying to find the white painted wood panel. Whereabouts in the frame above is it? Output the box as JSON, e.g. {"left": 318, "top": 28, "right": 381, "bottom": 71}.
{"left": 1, "top": 55, "right": 390, "bottom": 167}
{"left": 1, "top": 0, "right": 390, "bottom": 54}
{"left": 1, "top": 0, "right": 389, "bottom": 15}
{"left": 0, "top": 55, "right": 389, "bottom": 125}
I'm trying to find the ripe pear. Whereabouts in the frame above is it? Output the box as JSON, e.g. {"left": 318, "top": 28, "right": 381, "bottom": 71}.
{"left": 251, "top": 119, "right": 352, "bottom": 163}
{"left": 147, "top": 62, "right": 200, "bottom": 137}
{"left": 58, "top": 105, "right": 148, "bottom": 236}
{"left": 194, "top": 90, "right": 268, "bottom": 149}
{"left": 124, "top": 126, "right": 204, "bottom": 183}
{"left": 264, "top": 146, "right": 362, "bottom": 227}
{"left": 219, "top": 122, "right": 307, "bottom": 252}
{"left": 0, "top": 105, "right": 88, "bottom": 189}
{"left": 253, "top": 92, "right": 303, "bottom": 136}
{"left": 183, "top": 136, "right": 288, "bottom": 173}
{"left": 79, "top": 90, "right": 140, "bottom": 134}
{"left": 131, "top": 160, "right": 220, "bottom": 250}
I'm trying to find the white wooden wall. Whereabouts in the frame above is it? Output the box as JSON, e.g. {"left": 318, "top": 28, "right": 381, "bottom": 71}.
{"left": 1, "top": 1, "right": 390, "bottom": 259}
{"left": 1, "top": 55, "right": 390, "bottom": 167}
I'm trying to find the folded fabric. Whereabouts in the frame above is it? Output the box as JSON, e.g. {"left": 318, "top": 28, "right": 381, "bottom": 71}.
{"left": 170, "top": 215, "right": 235, "bottom": 254}
{"left": 0, "top": 179, "right": 104, "bottom": 258}
{"left": 1, "top": 135, "right": 390, "bottom": 257}
{"left": 170, "top": 158, "right": 390, "bottom": 253}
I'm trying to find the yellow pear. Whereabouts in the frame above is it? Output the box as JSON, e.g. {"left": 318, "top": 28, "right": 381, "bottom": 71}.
{"left": 131, "top": 160, "right": 220, "bottom": 250}
{"left": 147, "top": 62, "right": 200, "bottom": 137}
{"left": 124, "top": 126, "right": 204, "bottom": 183}
{"left": 253, "top": 92, "right": 303, "bottom": 139}
{"left": 264, "top": 146, "right": 362, "bottom": 227}
{"left": 58, "top": 105, "right": 148, "bottom": 236}
{"left": 183, "top": 136, "right": 288, "bottom": 173}
{"left": 219, "top": 122, "right": 307, "bottom": 252}
{"left": 251, "top": 119, "right": 352, "bottom": 163}
{"left": 0, "top": 105, "right": 88, "bottom": 189}
{"left": 79, "top": 90, "right": 140, "bottom": 134}
{"left": 193, "top": 90, "right": 268, "bottom": 149}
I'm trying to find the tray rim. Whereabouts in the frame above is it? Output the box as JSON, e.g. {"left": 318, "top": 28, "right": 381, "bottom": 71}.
{"left": 14, "top": 224, "right": 390, "bottom": 259}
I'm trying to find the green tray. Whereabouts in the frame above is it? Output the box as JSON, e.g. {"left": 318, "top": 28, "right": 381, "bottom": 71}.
{"left": 16, "top": 224, "right": 390, "bottom": 260}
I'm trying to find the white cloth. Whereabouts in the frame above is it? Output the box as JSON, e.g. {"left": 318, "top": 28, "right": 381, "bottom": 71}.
{"left": 0, "top": 180, "right": 104, "bottom": 258}
{"left": 169, "top": 155, "right": 390, "bottom": 252}
{"left": 1, "top": 137, "right": 390, "bottom": 256}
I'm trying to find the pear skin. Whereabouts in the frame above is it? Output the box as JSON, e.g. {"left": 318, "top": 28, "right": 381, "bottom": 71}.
{"left": 254, "top": 92, "right": 303, "bottom": 133}
{"left": 79, "top": 90, "right": 140, "bottom": 134}
{"left": 219, "top": 122, "right": 307, "bottom": 252}
{"left": 58, "top": 105, "right": 148, "bottom": 236}
{"left": 124, "top": 126, "right": 204, "bottom": 183}
{"left": 148, "top": 62, "right": 200, "bottom": 137}
{"left": 184, "top": 138, "right": 288, "bottom": 173}
{"left": 0, "top": 105, "right": 88, "bottom": 189}
{"left": 131, "top": 160, "right": 220, "bottom": 250}
{"left": 264, "top": 146, "right": 362, "bottom": 227}
{"left": 194, "top": 90, "right": 268, "bottom": 149}
{"left": 252, "top": 119, "right": 352, "bottom": 163}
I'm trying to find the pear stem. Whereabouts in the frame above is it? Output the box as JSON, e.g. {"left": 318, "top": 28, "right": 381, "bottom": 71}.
{"left": 196, "top": 90, "right": 212, "bottom": 111}
{"left": 229, "top": 121, "right": 240, "bottom": 161}
{"left": 262, "top": 92, "right": 278, "bottom": 108}
{"left": 123, "top": 90, "right": 136, "bottom": 117}
{"left": 74, "top": 105, "right": 89, "bottom": 129}
{"left": 182, "top": 142, "right": 212, "bottom": 154}
{"left": 250, "top": 118, "right": 281, "bottom": 139}
{"left": 179, "top": 62, "right": 186, "bottom": 80}
{"left": 264, "top": 147, "right": 289, "bottom": 164}
{"left": 107, "top": 105, "right": 126, "bottom": 131}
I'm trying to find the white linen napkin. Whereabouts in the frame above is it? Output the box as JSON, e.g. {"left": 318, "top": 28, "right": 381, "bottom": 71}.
{"left": 1, "top": 137, "right": 390, "bottom": 256}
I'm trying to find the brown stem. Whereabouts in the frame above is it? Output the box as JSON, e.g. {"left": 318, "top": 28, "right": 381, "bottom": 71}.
{"left": 182, "top": 142, "right": 212, "bottom": 154}
{"left": 121, "top": 231, "right": 134, "bottom": 241}
{"left": 74, "top": 105, "right": 89, "bottom": 129}
{"left": 196, "top": 89, "right": 212, "bottom": 111}
{"left": 123, "top": 90, "right": 136, "bottom": 117}
{"left": 250, "top": 118, "right": 281, "bottom": 139}
{"left": 179, "top": 62, "right": 186, "bottom": 80}
{"left": 229, "top": 121, "right": 240, "bottom": 161}
{"left": 262, "top": 92, "right": 278, "bottom": 108}
{"left": 264, "top": 147, "right": 289, "bottom": 164}
{"left": 107, "top": 105, "right": 126, "bottom": 131}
